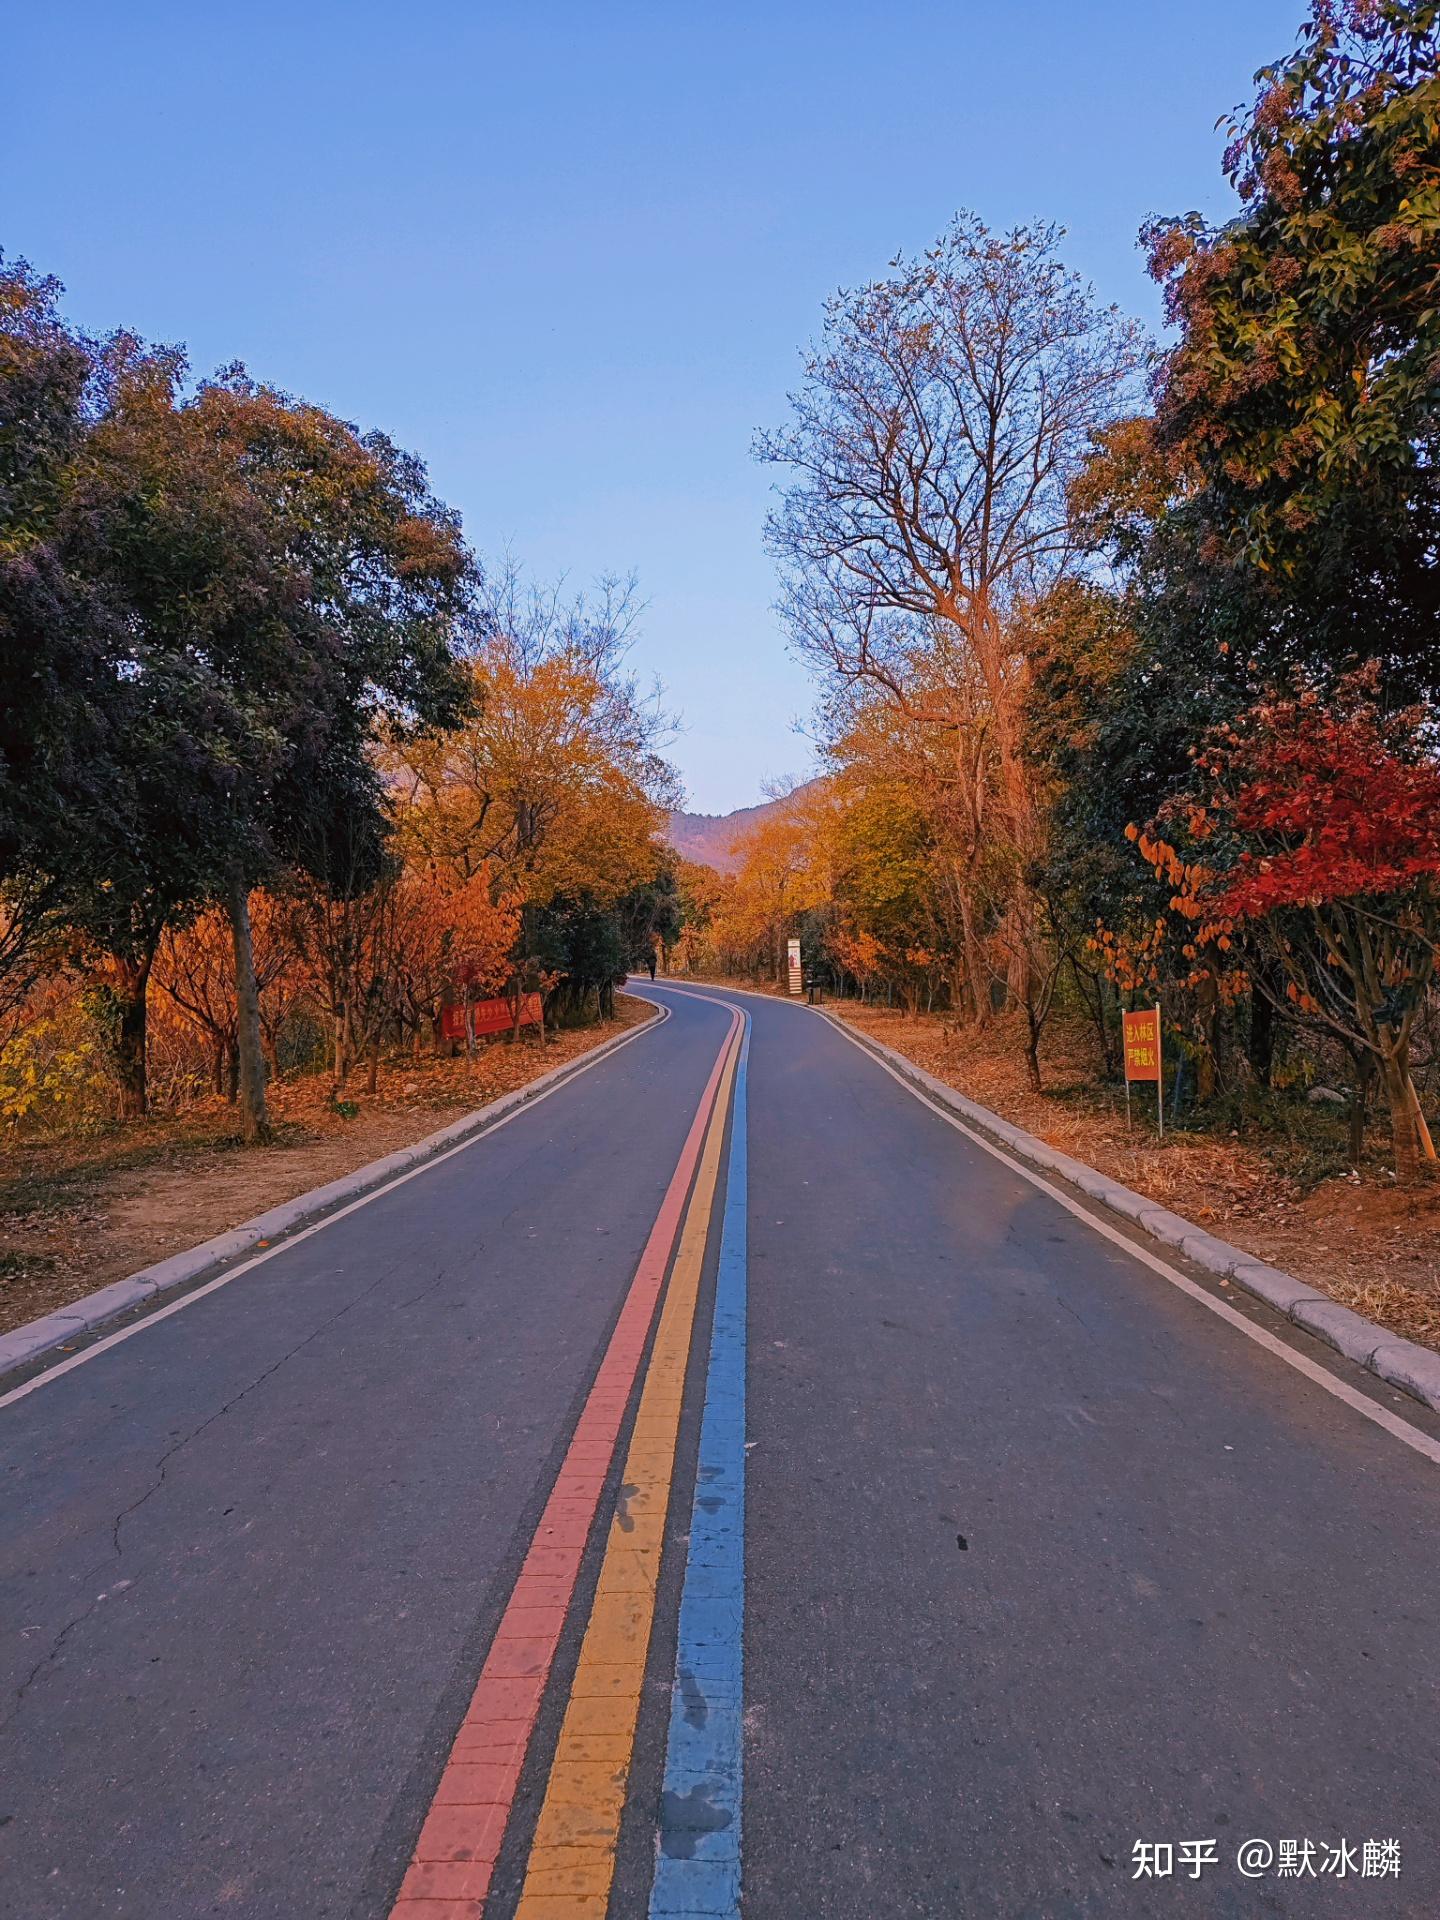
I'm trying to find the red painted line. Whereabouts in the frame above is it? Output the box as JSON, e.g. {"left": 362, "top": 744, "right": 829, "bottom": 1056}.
{"left": 390, "top": 1006, "right": 743, "bottom": 1919}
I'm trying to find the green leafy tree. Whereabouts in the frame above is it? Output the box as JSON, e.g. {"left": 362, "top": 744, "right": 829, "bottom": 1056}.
{"left": 0, "top": 258, "right": 129, "bottom": 1023}
{"left": 1144, "top": 0, "right": 1440, "bottom": 695}
{"left": 74, "top": 363, "right": 471, "bottom": 1126}
{"left": 1023, "top": 429, "right": 1286, "bottom": 1093}
{"left": 2, "top": 261, "right": 473, "bottom": 1127}
{"left": 613, "top": 857, "right": 684, "bottom": 974}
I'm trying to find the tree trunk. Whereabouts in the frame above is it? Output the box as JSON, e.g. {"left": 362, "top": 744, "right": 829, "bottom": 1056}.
{"left": 227, "top": 875, "right": 271, "bottom": 1144}
{"left": 1005, "top": 894, "right": 1033, "bottom": 1014}
{"left": 1194, "top": 974, "right": 1220, "bottom": 1101}
{"left": 956, "top": 889, "right": 989, "bottom": 1025}
{"left": 948, "top": 961, "right": 967, "bottom": 1018}
{"left": 366, "top": 1038, "right": 380, "bottom": 1095}
{"left": 1022, "top": 959, "right": 1054, "bottom": 1095}
{"left": 1247, "top": 990, "right": 1275, "bottom": 1088}
{"left": 110, "top": 956, "right": 151, "bottom": 1120}
{"left": 1071, "top": 960, "right": 1115, "bottom": 1077}
{"left": 1380, "top": 1050, "right": 1430, "bottom": 1182}
{"left": 1406, "top": 1070, "right": 1436, "bottom": 1165}
{"left": 1024, "top": 1029, "right": 1042, "bottom": 1094}
{"left": 1348, "top": 1050, "right": 1372, "bottom": 1166}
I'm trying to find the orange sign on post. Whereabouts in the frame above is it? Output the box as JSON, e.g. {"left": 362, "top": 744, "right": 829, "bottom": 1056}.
{"left": 1122, "top": 1004, "right": 1164, "bottom": 1136}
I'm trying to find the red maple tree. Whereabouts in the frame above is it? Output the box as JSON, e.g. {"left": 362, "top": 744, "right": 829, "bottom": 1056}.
{"left": 1165, "top": 670, "right": 1440, "bottom": 1178}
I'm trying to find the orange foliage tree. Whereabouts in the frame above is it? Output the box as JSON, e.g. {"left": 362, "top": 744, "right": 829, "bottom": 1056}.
{"left": 387, "top": 576, "right": 675, "bottom": 913}
{"left": 153, "top": 897, "right": 297, "bottom": 1098}
{"left": 388, "top": 866, "right": 521, "bottom": 1053}
{"left": 709, "top": 791, "right": 831, "bottom": 982}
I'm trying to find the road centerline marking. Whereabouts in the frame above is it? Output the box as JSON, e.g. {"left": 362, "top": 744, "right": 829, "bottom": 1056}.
{"left": 388, "top": 1005, "right": 742, "bottom": 1917}
{"left": 508, "top": 1025, "right": 742, "bottom": 1919}
{"left": 649, "top": 1011, "right": 749, "bottom": 1919}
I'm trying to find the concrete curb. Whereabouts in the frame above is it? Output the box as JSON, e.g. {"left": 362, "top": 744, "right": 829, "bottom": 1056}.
{"left": 0, "top": 1004, "right": 669, "bottom": 1380}
{"left": 822, "top": 1010, "right": 1440, "bottom": 1415}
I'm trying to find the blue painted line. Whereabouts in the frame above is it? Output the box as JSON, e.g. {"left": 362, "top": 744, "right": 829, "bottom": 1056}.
{"left": 649, "top": 1010, "right": 749, "bottom": 1918}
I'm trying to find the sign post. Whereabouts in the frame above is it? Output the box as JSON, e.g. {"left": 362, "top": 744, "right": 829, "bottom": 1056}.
{"left": 786, "top": 938, "right": 803, "bottom": 997}
{"left": 1122, "top": 1003, "right": 1164, "bottom": 1138}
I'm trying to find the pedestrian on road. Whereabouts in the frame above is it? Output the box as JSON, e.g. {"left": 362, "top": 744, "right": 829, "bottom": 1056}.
{"left": 646, "top": 947, "right": 657, "bottom": 981}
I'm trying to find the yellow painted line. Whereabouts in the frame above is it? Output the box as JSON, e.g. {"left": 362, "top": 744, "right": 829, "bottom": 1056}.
{"left": 512, "top": 1030, "right": 740, "bottom": 1919}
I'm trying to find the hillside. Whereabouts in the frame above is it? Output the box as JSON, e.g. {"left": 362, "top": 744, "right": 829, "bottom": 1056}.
{"left": 666, "top": 780, "right": 819, "bottom": 873}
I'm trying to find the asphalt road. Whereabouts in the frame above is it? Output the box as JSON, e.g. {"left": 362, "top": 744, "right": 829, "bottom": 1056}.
{"left": 2, "top": 981, "right": 1437, "bottom": 1919}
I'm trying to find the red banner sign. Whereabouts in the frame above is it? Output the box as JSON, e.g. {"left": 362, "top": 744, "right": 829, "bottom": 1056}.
{"left": 440, "top": 993, "right": 542, "bottom": 1042}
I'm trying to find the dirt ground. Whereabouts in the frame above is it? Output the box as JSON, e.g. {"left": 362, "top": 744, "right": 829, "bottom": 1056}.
{"left": 826, "top": 1002, "right": 1440, "bottom": 1356}
{"left": 0, "top": 996, "right": 656, "bottom": 1339}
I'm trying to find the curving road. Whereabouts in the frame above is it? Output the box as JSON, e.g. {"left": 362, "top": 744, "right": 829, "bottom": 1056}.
{"left": 2, "top": 980, "right": 1438, "bottom": 1919}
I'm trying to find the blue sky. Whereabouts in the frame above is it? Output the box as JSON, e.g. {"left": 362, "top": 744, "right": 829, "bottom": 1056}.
{"left": 9, "top": 1, "right": 1300, "bottom": 813}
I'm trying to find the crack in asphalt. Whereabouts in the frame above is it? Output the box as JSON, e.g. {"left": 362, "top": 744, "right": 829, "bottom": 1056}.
{"left": 393, "top": 1262, "right": 458, "bottom": 1312}
{"left": 2, "top": 1551, "right": 117, "bottom": 1737}
{"left": 1054, "top": 1291, "right": 1098, "bottom": 1340}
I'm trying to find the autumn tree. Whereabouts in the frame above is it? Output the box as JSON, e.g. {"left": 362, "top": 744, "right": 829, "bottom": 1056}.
{"left": 1039, "top": 0, "right": 1440, "bottom": 1109}
{"left": 669, "top": 859, "right": 732, "bottom": 976}
{"left": 281, "top": 832, "right": 405, "bottom": 1097}
{"left": 389, "top": 566, "right": 678, "bottom": 1017}
{"left": 760, "top": 214, "right": 1149, "bottom": 1029}
{"left": 1022, "top": 412, "right": 1297, "bottom": 1092}
{"left": 388, "top": 866, "right": 520, "bottom": 1054}
{"left": 712, "top": 788, "right": 832, "bottom": 982}
{"left": 3, "top": 255, "right": 672, "bottom": 1130}
{"left": 282, "top": 824, "right": 516, "bottom": 1090}
{"left": 823, "top": 680, "right": 998, "bottom": 1021}
{"left": 1156, "top": 672, "right": 1440, "bottom": 1179}
{"left": 393, "top": 571, "right": 672, "bottom": 892}
{"left": 154, "top": 899, "right": 296, "bottom": 1098}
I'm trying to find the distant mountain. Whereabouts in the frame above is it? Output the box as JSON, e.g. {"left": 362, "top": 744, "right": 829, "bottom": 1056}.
{"left": 666, "top": 780, "right": 821, "bottom": 874}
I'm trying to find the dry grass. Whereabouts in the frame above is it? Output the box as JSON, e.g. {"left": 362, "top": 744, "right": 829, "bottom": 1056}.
{"left": 830, "top": 1001, "right": 1440, "bottom": 1356}
{"left": 0, "top": 995, "right": 656, "bottom": 1338}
